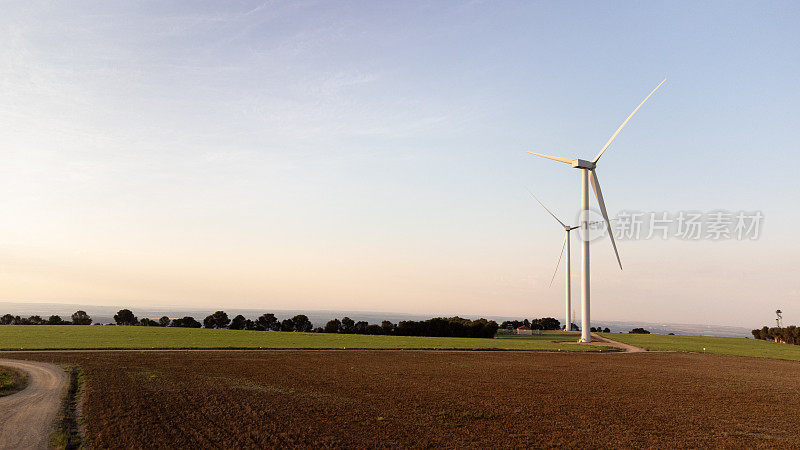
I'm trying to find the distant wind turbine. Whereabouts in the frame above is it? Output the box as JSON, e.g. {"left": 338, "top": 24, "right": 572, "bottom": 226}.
{"left": 527, "top": 78, "right": 666, "bottom": 343}
{"left": 526, "top": 189, "right": 578, "bottom": 332}
{"left": 527, "top": 189, "right": 606, "bottom": 333}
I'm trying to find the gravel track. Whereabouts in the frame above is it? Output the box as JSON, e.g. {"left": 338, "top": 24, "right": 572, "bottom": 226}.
{"left": 0, "top": 359, "right": 66, "bottom": 449}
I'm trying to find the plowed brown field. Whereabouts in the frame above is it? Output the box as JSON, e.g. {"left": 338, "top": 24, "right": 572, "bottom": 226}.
{"left": 8, "top": 351, "right": 800, "bottom": 448}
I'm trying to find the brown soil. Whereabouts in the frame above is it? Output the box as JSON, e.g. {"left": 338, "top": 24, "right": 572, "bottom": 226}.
{"left": 7, "top": 351, "right": 800, "bottom": 448}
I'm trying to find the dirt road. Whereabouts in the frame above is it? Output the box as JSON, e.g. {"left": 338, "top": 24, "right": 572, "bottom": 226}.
{"left": 0, "top": 359, "right": 66, "bottom": 449}
{"left": 589, "top": 332, "right": 647, "bottom": 352}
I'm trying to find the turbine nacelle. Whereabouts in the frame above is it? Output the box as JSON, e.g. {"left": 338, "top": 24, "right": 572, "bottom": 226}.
{"left": 572, "top": 159, "right": 596, "bottom": 170}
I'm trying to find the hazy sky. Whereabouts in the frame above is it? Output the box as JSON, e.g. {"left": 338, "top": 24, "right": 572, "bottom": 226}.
{"left": 1, "top": 1, "right": 799, "bottom": 327}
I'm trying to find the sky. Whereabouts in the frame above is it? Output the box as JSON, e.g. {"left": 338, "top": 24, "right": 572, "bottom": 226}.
{"left": 1, "top": 1, "right": 799, "bottom": 328}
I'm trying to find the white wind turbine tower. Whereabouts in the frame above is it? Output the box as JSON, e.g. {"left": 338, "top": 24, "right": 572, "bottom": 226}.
{"left": 527, "top": 79, "right": 666, "bottom": 343}
{"left": 526, "top": 189, "right": 577, "bottom": 332}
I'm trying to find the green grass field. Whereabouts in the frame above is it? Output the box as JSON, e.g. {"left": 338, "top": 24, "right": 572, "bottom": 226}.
{"left": 0, "top": 325, "right": 613, "bottom": 351}
{"left": 602, "top": 332, "right": 800, "bottom": 361}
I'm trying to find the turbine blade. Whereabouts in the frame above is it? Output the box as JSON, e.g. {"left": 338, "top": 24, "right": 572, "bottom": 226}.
{"left": 526, "top": 188, "right": 566, "bottom": 227}
{"left": 589, "top": 170, "right": 623, "bottom": 270}
{"left": 592, "top": 78, "right": 666, "bottom": 164}
{"left": 549, "top": 233, "right": 567, "bottom": 287}
{"left": 527, "top": 152, "right": 574, "bottom": 165}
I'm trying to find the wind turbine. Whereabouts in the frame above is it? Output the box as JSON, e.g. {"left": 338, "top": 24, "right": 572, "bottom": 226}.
{"left": 526, "top": 189, "right": 577, "bottom": 332}
{"left": 527, "top": 78, "right": 666, "bottom": 343}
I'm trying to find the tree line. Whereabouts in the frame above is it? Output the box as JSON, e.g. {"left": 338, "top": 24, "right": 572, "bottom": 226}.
{"left": 498, "top": 317, "right": 614, "bottom": 333}
{"left": 751, "top": 325, "right": 800, "bottom": 345}
{"left": 110, "top": 309, "right": 316, "bottom": 332}
{"left": 500, "top": 318, "right": 562, "bottom": 330}
{"left": 1, "top": 311, "right": 93, "bottom": 325}
{"left": 327, "top": 316, "right": 501, "bottom": 338}
{"left": 1, "top": 309, "right": 500, "bottom": 338}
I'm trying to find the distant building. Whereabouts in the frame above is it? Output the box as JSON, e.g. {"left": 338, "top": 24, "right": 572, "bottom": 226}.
{"left": 516, "top": 325, "right": 532, "bottom": 335}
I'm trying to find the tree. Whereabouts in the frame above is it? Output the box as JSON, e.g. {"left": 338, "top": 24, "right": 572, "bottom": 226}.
{"left": 366, "top": 324, "right": 383, "bottom": 335}
{"left": 324, "top": 319, "right": 341, "bottom": 333}
{"left": 1, "top": 314, "right": 14, "bottom": 325}
{"left": 280, "top": 319, "right": 294, "bottom": 332}
{"left": 203, "top": 311, "right": 230, "bottom": 329}
{"left": 171, "top": 316, "right": 201, "bottom": 328}
{"left": 629, "top": 328, "right": 650, "bottom": 334}
{"left": 535, "top": 317, "right": 561, "bottom": 331}
{"left": 71, "top": 310, "right": 92, "bottom": 325}
{"left": 341, "top": 317, "right": 355, "bottom": 334}
{"left": 159, "top": 316, "right": 171, "bottom": 327}
{"left": 46, "top": 315, "right": 66, "bottom": 325}
{"left": 257, "top": 314, "right": 279, "bottom": 331}
{"left": 501, "top": 320, "right": 524, "bottom": 330}
{"left": 603, "top": 327, "right": 611, "bottom": 333}
{"left": 354, "top": 321, "right": 368, "bottom": 334}
{"left": 229, "top": 315, "right": 247, "bottom": 330}
{"left": 139, "top": 318, "right": 159, "bottom": 326}
{"left": 291, "top": 315, "right": 313, "bottom": 332}
{"left": 114, "top": 309, "right": 138, "bottom": 326}
{"left": 28, "top": 315, "right": 44, "bottom": 325}
{"left": 381, "top": 320, "right": 395, "bottom": 334}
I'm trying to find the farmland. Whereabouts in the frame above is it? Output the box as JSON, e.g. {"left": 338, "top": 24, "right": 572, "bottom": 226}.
{"left": 7, "top": 350, "right": 800, "bottom": 447}
{"left": 0, "top": 326, "right": 611, "bottom": 351}
{"left": 601, "top": 332, "right": 800, "bottom": 361}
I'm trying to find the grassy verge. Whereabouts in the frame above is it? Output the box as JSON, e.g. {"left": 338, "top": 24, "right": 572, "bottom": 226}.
{"left": 0, "top": 365, "right": 28, "bottom": 396}
{"left": 50, "top": 365, "right": 84, "bottom": 449}
{"left": 0, "top": 326, "right": 613, "bottom": 351}
{"left": 601, "top": 332, "right": 800, "bottom": 361}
